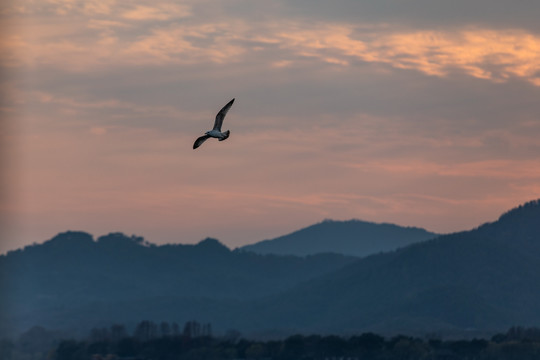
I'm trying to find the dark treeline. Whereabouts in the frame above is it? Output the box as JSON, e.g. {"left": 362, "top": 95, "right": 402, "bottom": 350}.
{"left": 4, "top": 324, "right": 540, "bottom": 360}
{"left": 1, "top": 321, "right": 214, "bottom": 360}
{"left": 89, "top": 321, "right": 213, "bottom": 343}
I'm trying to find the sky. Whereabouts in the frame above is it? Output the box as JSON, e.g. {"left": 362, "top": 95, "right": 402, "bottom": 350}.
{"left": 2, "top": 0, "right": 540, "bottom": 253}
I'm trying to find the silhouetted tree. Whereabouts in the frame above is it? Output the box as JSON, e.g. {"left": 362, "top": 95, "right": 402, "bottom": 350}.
{"left": 202, "top": 323, "right": 212, "bottom": 337}
{"left": 171, "top": 322, "right": 180, "bottom": 336}
{"left": 47, "top": 326, "right": 540, "bottom": 360}
{"left": 110, "top": 324, "right": 127, "bottom": 341}
{"left": 55, "top": 340, "right": 85, "bottom": 360}
{"left": 245, "top": 343, "right": 266, "bottom": 359}
{"left": 183, "top": 321, "right": 202, "bottom": 338}
{"left": 160, "top": 321, "right": 171, "bottom": 337}
{"left": 353, "top": 332, "right": 385, "bottom": 351}
{"left": 134, "top": 320, "right": 157, "bottom": 341}
{"left": 117, "top": 337, "right": 139, "bottom": 358}
{"left": 282, "top": 335, "right": 305, "bottom": 360}
{"left": 506, "top": 326, "right": 540, "bottom": 342}
{"left": 90, "top": 327, "right": 110, "bottom": 342}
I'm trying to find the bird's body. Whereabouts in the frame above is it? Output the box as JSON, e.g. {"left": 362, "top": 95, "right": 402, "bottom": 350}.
{"left": 206, "top": 129, "right": 228, "bottom": 139}
{"left": 193, "top": 98, "right": 235, "bottom": 149}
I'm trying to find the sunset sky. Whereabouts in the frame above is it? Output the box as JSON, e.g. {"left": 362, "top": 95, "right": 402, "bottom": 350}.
{"left": 2, "top": 0, "right": 540, "bottom": 253}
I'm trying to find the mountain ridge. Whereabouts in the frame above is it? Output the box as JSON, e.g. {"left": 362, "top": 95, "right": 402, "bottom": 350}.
{"left": 249, "top": 199, "right": 540, "bottom": 334}
{"left": 240, "top": 219, "right": 438, "bottom": 257}
{"left": 0, "top": 231, "right": 356, "bottom": 336}
{"left": 2, "top": 199, "right": 540, "bottom": 338}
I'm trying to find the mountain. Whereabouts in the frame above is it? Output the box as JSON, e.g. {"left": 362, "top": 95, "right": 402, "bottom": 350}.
{"left": 0, "top": 233, "right": 356, "bottom": 336}
{"left": 250, "top": 199, "right": 540, "bottom": 335}
{"left": 240, "top": 219, "right": 438, "bottom": 257}
{"left": 2, "top": 200, "right": 540, "bottom": 338}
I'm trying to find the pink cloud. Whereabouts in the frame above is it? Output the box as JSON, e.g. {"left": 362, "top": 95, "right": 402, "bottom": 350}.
{"left": 4, "top": 7, "right": 540, "bottom": 85}
{"left": 3, "top": 2, "right": 540, "bottom": 252}
{"left": 121, "top": 4, "right": 192, "bottom": 21}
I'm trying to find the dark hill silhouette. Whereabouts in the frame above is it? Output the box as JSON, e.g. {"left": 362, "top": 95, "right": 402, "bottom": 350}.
{"left": 2, "top": 199, "right": 540, "bottom": 338}
{"left": 0, "top": 232, "right": 355, "bottom": 336}
{"left": 240, "top": 219, "right": 437, "bottom": 257}
{"left": 250, "top": 199, "right": 540, "bottom": 334}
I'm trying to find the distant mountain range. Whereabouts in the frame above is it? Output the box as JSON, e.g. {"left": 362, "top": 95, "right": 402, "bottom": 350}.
{"left": 0, "top": 233, "right": 355, "bottom": 337}
{"left": 2, "top": 199, "right": 540, "bottom": 338}
{"left": 252, "top": 199, "right": 540, "bottom": 335}
{"left": 240, "top": 219, "right": 437, "bottom": 257}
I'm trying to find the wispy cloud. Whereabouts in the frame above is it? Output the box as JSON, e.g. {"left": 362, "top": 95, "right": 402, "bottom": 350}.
{"left": 274, "top": 24, "right": 540, "bottom": 85}
{"left": 121, "top": 4, "right": 191, "bottom": 21}
{"left": 353, "top": 159, "right": 540, "bottom": 180}
{"left": 3, "top": 0, "right": 540, "bottom": 251}
{"left": 4, "top": 7, "right": 540, "bottom": 86}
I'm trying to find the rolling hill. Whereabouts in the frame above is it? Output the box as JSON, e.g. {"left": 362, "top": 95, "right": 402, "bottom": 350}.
{"left": 251, "top": 199, "right": 540, "bottom": 335}
{"left": 2, "top": 199, "right": 540, "bottom": 338}
{"left": 240, "top": 219, "right": 437, "bottom": 257}
{"left": 0, "top": 233, "right": 355, "bottom": 336}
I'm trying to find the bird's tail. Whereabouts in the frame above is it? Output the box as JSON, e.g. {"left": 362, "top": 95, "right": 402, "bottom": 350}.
{"left": 219, "top": 130, "right": 230, "bottom": 141}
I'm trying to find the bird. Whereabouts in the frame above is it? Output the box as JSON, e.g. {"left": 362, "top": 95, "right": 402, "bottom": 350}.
{"left": 193, "top": 98, "right": 235, "bottom": 149}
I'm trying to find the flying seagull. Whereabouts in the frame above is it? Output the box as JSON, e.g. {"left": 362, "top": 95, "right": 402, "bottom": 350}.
{"left": 193, "top": 98, "right": 235, "bottom": 149}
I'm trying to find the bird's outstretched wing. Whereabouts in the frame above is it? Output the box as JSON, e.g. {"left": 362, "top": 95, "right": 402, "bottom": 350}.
{"left": 193, "top": 134, "right": 211, "bottom": 149}
{"left": 213, "top": 98, "right": 235, "bottom": 131}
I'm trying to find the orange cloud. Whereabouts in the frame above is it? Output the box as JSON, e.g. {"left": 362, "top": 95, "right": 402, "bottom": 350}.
{"left": 354, "top": 159, "right": 540, "bottom": 180}
{"left": 4, "top": 5, "right": 540, "bottom": 251}
{"left": 121, "top": 4, "right": 191, "bottom": 21}
{"left": 5, "top": 5, "right": 540, "bottom": 85}
{"left": 123, "top": 23, "right": 247, "bottom": 65}
{"left": 274, "top": 25, "right": 540, "bottom": 85}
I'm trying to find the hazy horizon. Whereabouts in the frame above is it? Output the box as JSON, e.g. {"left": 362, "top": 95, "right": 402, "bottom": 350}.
{"left": 1, "top": 216, "right": 441, "bottom": 254}
{"left": 2, "top": 0, "right": 540, "bottom": 253}
{"left": 3, "top": 200, "right": 540, "bottom": 338}
{"left": 1, "top": 198, "right": 535, "bottom": 255}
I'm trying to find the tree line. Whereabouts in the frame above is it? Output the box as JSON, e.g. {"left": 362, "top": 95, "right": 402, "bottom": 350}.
{"left": 3, "top": 324, "right": 540, "bottom": 360}
{"left": 88, "top": 321, "right": 212, "bottom": 343}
